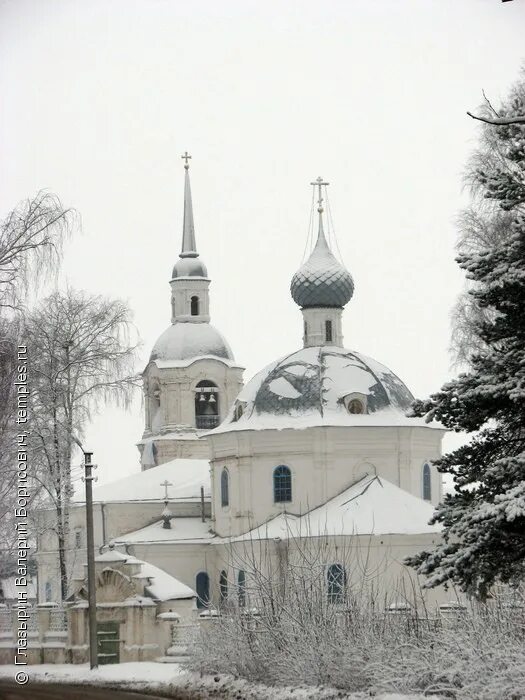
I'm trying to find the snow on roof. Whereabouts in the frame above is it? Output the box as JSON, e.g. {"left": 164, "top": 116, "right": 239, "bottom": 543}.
{"left": 136, "top": 561, "right": 196, "bottom": 601}
{"left": 73, "top": 458, "right": 210, "bottom": 504}
{"left": 231, "top": 475, "right": 441, "bottom": 541}
{"left": 153, "top": 356, "right": 243, "bottom": 370}
{"left": 210, "top": 346, "right": 444, "bottom": 435}
{"left": 91, "top": 548, "right": 196, "bottom": 602}
{"left": 113, "top": 517, "right": 212, "bottom": 545}
{"left": 94, "top": 549, "right": 130, "bottom": 563}
{"left": 137, "top": 431, "right": 204, "bottom": 444}
{"left": 149, "top": 322, "right": 235, "bottom": 364}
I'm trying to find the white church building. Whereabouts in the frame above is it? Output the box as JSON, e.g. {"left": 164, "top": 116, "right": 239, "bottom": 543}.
{"left": 35, "top": 159, "right": 449, "bottom": 659}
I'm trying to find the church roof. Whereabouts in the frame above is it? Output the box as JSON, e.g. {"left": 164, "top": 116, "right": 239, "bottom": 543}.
{"left": 150, "top": 322, "right": 234, "bottom": 363}
{"left": 231, "top": 475, "right": 441, "bottom": 540}
{"left": 136, "top": 561, "right": 196, "bottom": 601}
{"left": 73, "top": 458, "right": 211, "bottom": 504}
{"left": 114, "top": 517, "right": 212, "bottom": 545}
{"left": 212, "top": 346, "right": 442, "bottom": 434}
{"left": 93, "top": 549, "right": 196, "bottom": 601}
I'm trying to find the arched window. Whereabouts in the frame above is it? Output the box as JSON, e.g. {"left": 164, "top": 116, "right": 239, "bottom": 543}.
{"left": 220, "top": 468, "right": 229, "bottom": 507}
{"left": 304, "top": 320, "right": 308, "bottom": 342}
{"left": 238, "top": 570, "right": 246, "bottom": 607}
{"left": 219, "top": 570, "right": 228, "bottom": 602}
{"left": 191, "top": 295, "right": 200, "bottom": 316}
{"left": 327, "top": 563, "right": 346, "bottom": 604}
{"left": 273, "top": 465, "right": 292, "bottom": 503}
{"left": 325, "top": 320, "right": 333, "bottom": 342}
{"left": 423, "top": 463, "right": 431, "bottom": 501}
{"left": 195, "top": 572, "right": 210, "bottom": 609}
{"left": 234, "top": 402, "right": 244, "bottom": 422}
{"left": 195, "top": 380, "right": 219, "bottom": 429}
{"left": 44, "top": 581, "right": 52, "bottom": 603}
{"left": 149, "top": 383, "right": 162, "bottom": 432}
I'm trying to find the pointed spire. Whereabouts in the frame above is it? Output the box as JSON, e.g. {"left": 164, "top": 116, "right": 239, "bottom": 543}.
{"left": 180, "top": 152, "right": 198, "bottom": 259}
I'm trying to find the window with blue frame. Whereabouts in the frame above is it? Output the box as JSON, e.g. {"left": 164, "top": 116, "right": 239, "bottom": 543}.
{"left": 221, "top": 468, "right": 229, "bottom": 507}
{"left": 196, "top": 572, "right": 210, "bottom": 609}
{"left": 423, "top": 463, "right": 431, "bottom": 501}
{"left": 273, "top": 465, "right": 292, "bottom": 503}
{"left": 327, "top": 563, "right": 346, "bottom": 604}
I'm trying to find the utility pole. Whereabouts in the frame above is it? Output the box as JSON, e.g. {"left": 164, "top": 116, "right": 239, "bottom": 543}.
{"left": 83, "top": 451, "right": 98, "bottom": 670}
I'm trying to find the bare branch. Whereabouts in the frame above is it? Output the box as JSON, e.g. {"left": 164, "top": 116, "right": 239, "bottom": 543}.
{"left": 466, "top": 111, "right": 525, "bottom": 125}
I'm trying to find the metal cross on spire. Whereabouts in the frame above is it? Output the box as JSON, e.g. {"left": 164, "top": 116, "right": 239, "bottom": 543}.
{"left": 160, "top": 479, "right": 173, "bottom": 501}
{"left": 181, "top": 151, "right": 192, "bottom": 169}
{"left": 310, "top": 176, "right": 329, "bottom": 213}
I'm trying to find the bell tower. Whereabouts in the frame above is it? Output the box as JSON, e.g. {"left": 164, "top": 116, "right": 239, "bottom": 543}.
{"left": 139, "top": 154, "right": 244, "bottom": 469}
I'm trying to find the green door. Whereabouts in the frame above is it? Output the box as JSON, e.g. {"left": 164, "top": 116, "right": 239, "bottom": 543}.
{"left": 97, "top": 621, "right": 120, "bottom": 665}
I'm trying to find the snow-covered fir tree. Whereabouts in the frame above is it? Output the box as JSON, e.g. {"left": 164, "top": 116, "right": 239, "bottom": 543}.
{"left": 408, "top": 76, "right": 525, "bottom": 599}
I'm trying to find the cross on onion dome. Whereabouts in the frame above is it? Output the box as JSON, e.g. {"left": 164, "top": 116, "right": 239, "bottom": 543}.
{"left": 310, "top": 176, "right": 329, "bottom": 213}
{"left": 181, "top": 151, "right": 192, "bottom": 169}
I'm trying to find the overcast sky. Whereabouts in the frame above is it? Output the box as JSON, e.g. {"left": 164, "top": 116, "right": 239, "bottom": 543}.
{"left": 1, "top": 0, "right": 524, "bottom": 490}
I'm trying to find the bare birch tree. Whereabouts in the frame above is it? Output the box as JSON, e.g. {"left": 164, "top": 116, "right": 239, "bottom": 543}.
{"left": 0, "top": 190, "right": 75, "bottom": 310}
{"left": 0, "top": 191, "right": 75, "bottom": 575}
{"left": 26, "top": 288, "right": 140, "bottom": 600}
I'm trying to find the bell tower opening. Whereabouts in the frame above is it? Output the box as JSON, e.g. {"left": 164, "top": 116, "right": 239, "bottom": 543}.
{"left": 195, "top": 380, "right": 220, "bottom": 429}
{"left": 191, "top": 295, "right": 200, "bottom": 316}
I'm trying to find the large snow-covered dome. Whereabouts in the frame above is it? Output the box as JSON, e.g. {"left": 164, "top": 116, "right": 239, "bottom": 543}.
{"left": 213, "top": 346, "right": 438, "bottom": 433}
{"left": 150, "top": 322, "right": 234, "bottom": 363}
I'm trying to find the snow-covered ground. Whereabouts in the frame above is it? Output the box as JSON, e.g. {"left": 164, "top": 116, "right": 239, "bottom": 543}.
{"left": 0, "top": 662, "right": 439, "bottom": 699}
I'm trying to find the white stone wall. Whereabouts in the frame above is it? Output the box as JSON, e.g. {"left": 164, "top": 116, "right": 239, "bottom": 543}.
{"left": 36, "top": 500, "right": 209, "bottom": 602}
{"left": 122, "top": 541, "right": 212, "bottom": 596}
{"left": 208, "top": 532, "right": 455, "bottom": 610}
{"left": 209, "top": 425, "right": 444, "bottom": 537}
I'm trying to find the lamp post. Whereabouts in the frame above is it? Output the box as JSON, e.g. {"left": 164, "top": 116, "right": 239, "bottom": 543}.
{"left": 73, "top": 435, "right": 98, "bottom": 670}
{"left": 83, "top": 451, "right": 98, "bottom": 670}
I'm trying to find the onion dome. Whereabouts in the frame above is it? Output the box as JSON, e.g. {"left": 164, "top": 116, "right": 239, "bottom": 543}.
{"left": 291, "top": 179, "right": 354, "bottom": 308}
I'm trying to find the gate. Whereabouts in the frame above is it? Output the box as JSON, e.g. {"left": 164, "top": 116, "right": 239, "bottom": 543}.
{"left": 97, "top": 621, "right": 120, "bottom": 664}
